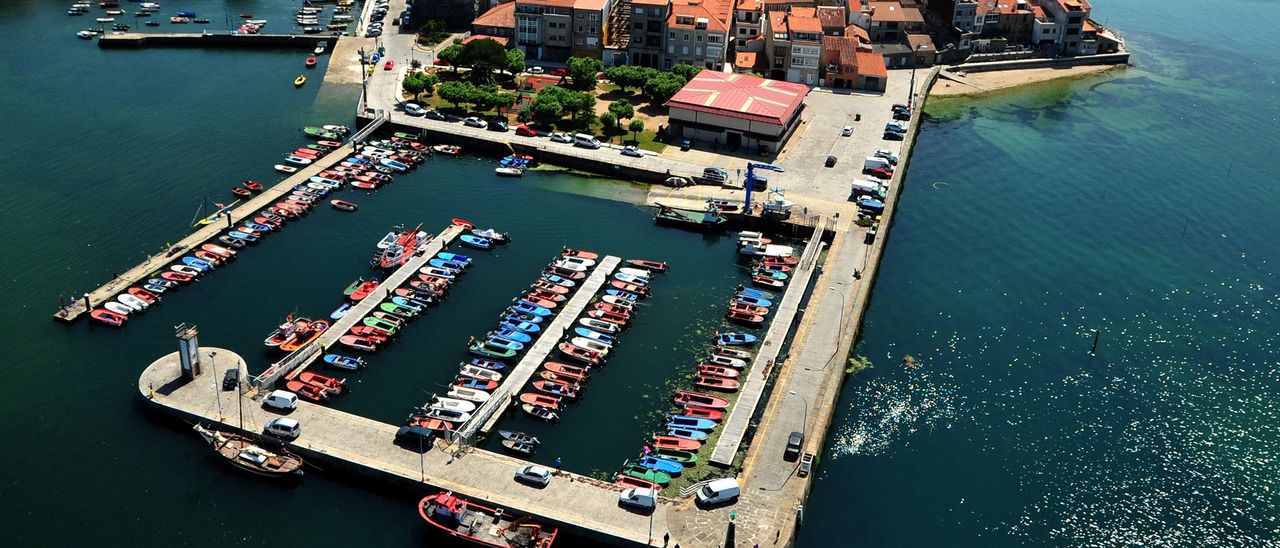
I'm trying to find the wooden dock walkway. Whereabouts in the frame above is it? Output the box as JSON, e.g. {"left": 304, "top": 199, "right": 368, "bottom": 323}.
{"left": 709, "top": 224, "right": 824, "bottom": 466}
{"left": 53, "top": 117, "right": 387, "bottom": 323}
{"left": 469, "top": 256, "right": 622, "bottom": 438}
{"left": 140, "top": 347, "right": 670, "bottom": 547}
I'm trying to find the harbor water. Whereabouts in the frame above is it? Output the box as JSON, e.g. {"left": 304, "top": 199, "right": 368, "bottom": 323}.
{"left": 1, "top": 0, "right": 1278, "bottom": 546}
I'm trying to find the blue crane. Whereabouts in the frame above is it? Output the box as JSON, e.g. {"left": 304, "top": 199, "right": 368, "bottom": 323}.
{"left": 743, "top": 162, "right": 786, "bottom": 212}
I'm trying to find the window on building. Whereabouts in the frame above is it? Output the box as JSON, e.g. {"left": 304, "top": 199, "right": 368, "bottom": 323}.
{"left": 634, "top": 7, "right": 642, "bottom": 15}
{"left": 697, "top": 34, "right": 702, "bottom": 42}
{"left": 684, "top": 33, "right": 690, "bottom": 41}
{"left": 669, "top": 31, "right": 675, "bottom": 39}
{"left": 635, "top": 22, "right": 643, "bottom": 30}
{"left": 682, "top": 46, "right": 689, "bottom": 54}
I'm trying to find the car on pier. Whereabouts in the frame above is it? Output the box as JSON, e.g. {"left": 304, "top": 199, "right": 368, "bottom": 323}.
{"left": 549, "top": 67, "right": 567, "bottom": 77}
{"left": 425, "top": 109, "right": 446, "bottom": 121}
{"left": 264, "top": 417, "right": 301, "bottom": 440}
{"left": 619, "top": 487, "right": 658, "bottom": 511}
{"left": 402, "top": 103, "right": 425, "bottom": 116}
{"left": 263, "top": 390, "right": 298, "bottom": 411}
{"left": 514, "top": 465, "right": 553, "bottom": 487}
{"left": 882, "top": 131, "right": 904, "bottom": 141}
{"left": 486, "top": 120, "right": 510, "bottom": 132}
{"left": 695, "top": 478, "right": 741, "bottom": 506}
{"left": 515, "top": 124, "right": 538, "bottom": 137}
{"left": 528, "top": 66, "right": 545, "bottom": 74}
{"left": 463, "top": 117, "right": 488, "bottom": 129}
{"left": 621, "top": 145, "right": 643, "bottom": 158}
{"left": 874, "top": 148, "right": 899, "bottom": 165}
{"left": 549, "top": 132, "right": 573, "bottom": 143}
{"left": 784, "top": 431, "right": 804, "bottom": 461}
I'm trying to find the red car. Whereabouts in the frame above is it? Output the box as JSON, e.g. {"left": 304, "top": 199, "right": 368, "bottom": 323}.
{"left": 383, "top": 59, "right": 394, "bottom": 71}
{"left": 869, "top": 167, "right": 894, "bottom": 180}
{"left": 432, "top": 59, "right": 450, "bottom": 66}
{"left": 549, "top": 67, "right": 567, "bottom": 77}
{"left": 515, "top": 125, "right": 538, "bottom": 137}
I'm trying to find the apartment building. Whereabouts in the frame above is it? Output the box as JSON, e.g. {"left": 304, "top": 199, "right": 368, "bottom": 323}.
{"left": 866, "top": 1, "right": 924, "bottom": 42}
{"left": 624, "top": 0, "right": 732, "bottom": 70}
{"left": 472, "top": 2, "right": 517, "bottom": 42}
{"left": 571, "top": 0, "right": 613, "bottom": 58}
{"left": 762, "top": 7, "right": 822, "bottom": 84}
{"left": 1034, "top": 0, "right": 1090, "bottom": 54}
{"left": 734, "top": 0, "right": 763, "bottom": 40}
{"left": 952, "top": 0, "right": 1096, "bottom": 55}
{"left": 629, "top": 0, "right": 670, "bottom": 67}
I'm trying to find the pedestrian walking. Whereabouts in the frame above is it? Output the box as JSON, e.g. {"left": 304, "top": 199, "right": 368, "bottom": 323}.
{"left": 554, "top": 456, "right": 562, "bottom": 474}
{"left": 663, "top": 532, "right": 670, "bottom": 546}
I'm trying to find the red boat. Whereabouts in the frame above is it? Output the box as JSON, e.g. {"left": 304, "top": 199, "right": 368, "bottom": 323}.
{"left": 293, "top": 148, "right": 320, "bottom": 157}
{"left": 285, "top": 380, "right": 327, "bottom": 402}
{"left": 378, "top": 224, "right": 424, "bottom": 269}
{"left": 351, "top": 181, "right": 378, "bottom": 190}
{"left": 626, "top": 259, "right": 667, "bottom": 272}
{"left": 697, "top": 365, "right": 739, "bottom": 378}
{"left": 614, "top": 475, "right": 659, "bottom": 490}
{"left": 243, "top": 180, "right": 264, "bottom": 191}
{"left": 523, "top": 296, "right": 557, "bottom": 309}
{"left": 752, "top": 276, "right": 786, "bottom": 289}
{"left": 587, "top": 309, "right": 628, "bottom": 325}
{"left": 299, "top": 371, "right": 346, "bottom": 393}
{"left": 160, "top": 271, "right": 195, "bottom": 283}
{"left": 408, "top": 417, "right": 454, "bottom": 431}
{"left": 527, "top": 289, "right": 566, "bottom": 302}
{"left": 232, "top": 187, "right": 252, "bottom": 197}
{"left": 695, "top": 375, "right": 740, "bottom": 391}
{"left": 253, "top": 216, "right": 283, "bottom": 229}
{"left": 538, "top": 370, "right": 582, "bottom": 389}
{"left": 755, "top": 262, "right": 792, "bottom": 273}
{"left": 543, "top": 361, "right": 590, "bottom": 381}
{"left": 317, "top": 139, "right": 343, "bottom": 148}
{"left": 268, "top": 206, "right": 298, "bottom": 219}
{"left": 609, "top": 280, "right": 648, "bottom": 295}
{"left": 593, "top": 302, "right": 631, "bottom": 317}
{"left": 531, "top": 280, "right": 569, "bottom": 294}
{"left": 726, "top": 310, "right": 765, "bottom": 326}
{"left": 532, "top": 380, "right": 578, "bottom": 399}
{"left": 728, "top": 301, "right": 768, "bottom": 315}
{"left": 456, "top": 378, "right": 498, "bottom": 391}
{"left": 451, "top": 218, "right": 474, "bottom": 229}
{"left": 200, "top": 243, "right": 237, "bottom": 259}
{"left": 411, "top": 278, "right": 448, "bottom": 292}
{"left": 682, "top": 405, "right": 725, "bottom": 421}
{"left": 280, "top": 320, "right": 328, "bottom": 352}
{"left": 419, "top": 491, "right": 559, "bottom": 548}
{"left": 348, "top": 280, "right": 380, "bottom": 301}
{"left": 557, "top": 342, "right": 602, "bottom": 366}
{"left": 518, "top": 392, "right": 561, "bottom": 410}
{"left": 90, "top": 308, "right": 126, "bottom": 327}
{"left": 561, "top": 247, "right": 599, "bottom": 260}
{"left": 652, "top": 435, "right": 701, "bottom": 450}
{"left": 760, "top": 256, "right": 799, "bottom": 266}
{"left": 340, "top": 335, "right": 380, "bottom": 352}
{"left": 127, "top": 287, "right": 158, "bottom": 304}
{"left": 349, "top": 325, "right": 393, "bottom": 339}
{"left": 673, "top": 390, "right": 730, "bottom": 409}
{"left": 305, "top": 56, "right": 317, "bottom": 68}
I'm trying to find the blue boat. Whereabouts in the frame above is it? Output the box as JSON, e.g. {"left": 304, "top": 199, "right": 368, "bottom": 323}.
{"left": 604, "top": 289, "right": 639, "bottom": 301}
{"left": 456, "top": 377, "right": 493, "bottom": 389}
{"left": 429, "top": 258, "right": 467, "bottom": 271}
{"left": 857, "top": 198, "right": 885, "bottom": 212}
{"left": 181, "top": 256, "right": 214, "bottom": 271}
{"left": 468, "top": 358, "right": 507, "bottom": 371}
{"left": 380, "top": 158, "right": 409, "bottom": 172}
{"left": 492, "top": 326, "right": 532, "bottom": 343}
{"left": 574, "top": 327, "right": 615, "bottom": 345}
{"left": 502, "top": 319, "right": 541, "bottom": 333}
{"left": 716, "top": 332, "right": 758, "bottom": 346}
{"left": 753, "top": 269, "right": 788, "bottom": 281}
{"left": 345, "top": 157, "right": 370, "bottom": 165}
{"left": 503, "top": 310, "right": 544, "bottom": 323}
{"left": 309, "top": 176, "right": 343, "bottom": 188}
{"left": 244, "top": 222, "right": 273, "bottom": 233}
{"left": 667, "top": 416, "right": 717, "bottom": 431}
{"left": 636, "top": 456, "right": 685, "bottom": 475}
{"left": 390, "top": 296, "right": 425, "bottom": 313}
{"left": 485, "top": 336, "right": 525, "bottom": 351}
{"left": 735, "top": 295, "right": 772, "bottom": 307}
{"left": 540, "top": 273, "right": 576, "bottom": 287}
{"left": 143, "top": 283, "right": 169, "bottom": 294}
{"left": 500, "top": 157, "right": 529, "bottom": 168}
{"left": 666, "top": 428, "right": 709, "bottom": 441}
{"left": 330, "top": 303, "right": 353, "bottom": 320}
{"left": 614, "top": 272, "right": 650, "bottom": 285}
{"left": 227, "top": 230, "right": 258, "bottom": 242}
{"left": 459, "top": 234, "right": 492, "bottom": 250}
{"left": 176, "top": 11, "right": 196, "bottom": 17}
{"left": 324, "top": 354, "right": 364, "bottom": 370}
{"left": 436, "top": 252, "right": 472, "bottom": 265}
{"left": 737, "top": 287, "right": 775, "bottom": 299}
{"left": 511, "top": 301, "right": 552, "bottom": 317}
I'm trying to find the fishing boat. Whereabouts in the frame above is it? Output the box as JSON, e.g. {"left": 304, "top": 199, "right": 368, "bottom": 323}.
{"left": 193, "top": 425, "right": 303, "bottom": 478}
{"left": 653, "top": 204, "right": 727, "bottom": 231}
{"left": 430, "top": 397, "right": 480, "bottom": 415}
{"left": 604, "top": 289, "right": 639, "bottom": 302}
{"left": 698, "top": 364, "right": 740, "bottom": 378}
{"left": 90, "top": 308, "right": 127, "bottom": 327}
{"left": 538, "top": 371, "right": 582, "bottom": 389}
{"left": 344, "top": 279, "right": 380, "bottom": 301}
{"left": 437, "top": 252, "right": 472, "bottom": 265}
{"left": 294, "top": 76, "right": 308, "bottom": 88}
{"left": 609, "top": 280, "right": 648, "bottom": 296}
{"left": 601, "top": 295, "right": 635, "bottom": 309}
{"left": 736, "top": 286, "right": 775, "bottom": 299}
{"left": 542, "top": 362, "right": 589, "bottom": 381}
{"left": 491, "top": 326, "right": 531, "bottom": 343}
{"left": 448, "top": 386, "right": 491, "bottom": 403}
{"left": 532, "top": 380, "right": 578, "bottom": 399}
{"left": 652, "top": 435, "right": 701, "bottom": 450}
{"left": 706, "top": 354, "right": 747, "bottom": 369}
{"left": 494, "top": 167, "right": 523, "bottom": 177}
{"left": 459, "top": 235, "right": 491, "bottom": 250}
{"left": 330, "top": 199, "right": 358, "bottom": 212}
{"left": 726, "top": 310, "right": 765, "bottom": 326}
{"left": 593, "top": 302, "right": 632, "bottom": 318}
{"left": 511, "top": 301, "right": 551, "bottom": 317}
{"left": 378, "top": 224, "right": 424, "bottom": 269}
{"left": 531, "top": 280, "right": 568, "bottom": 295}
{"left": 468, "top": 358, "right": 507, "bottom": 371}
{"left": 264, "top": 318, "right": 307, "bottom": 347}
{"left": 340, "top": 335, "right": 381, "bottom": 352}
{"left": 117, "top": 293, "right": 149, "bottom": 312}
{"left": 323, "top": 353, "right": 364, "bottom": 370}
{"left": 471, "top": 228, "right": 508, "bottom": 243}
{"left": 302, "top": 126, "right": 339, "bottom": 140}
{"left": 432, "top": 145, "right": 461, "bottom": 156}
{"left": 459, "top": 364, "right": 503, "bottom": 381}
{"left": 636, "top": 456, "right": 684, "bottom": 475}
{"left": 127, "top": 287, "right": 158, "bottom": 304}
{"left": 519, "top": 392, "right": 561, "bottom": 410}
{"left": 160, "top": 271, "right": 195, "bottom": 283}
{"left": 681, "top": 406, "right": 724, "bottom": 421}
{"left": 551, "top": 260, "right": 588, "bottom": 273}
{"left": 558, "top": 343, "right": 602, "bottom": 366}
{"left": 667, "top": 416, "right": 717, "bottom": 431}
{"left": 299, "top": 372, "right": 346, "bottom": 394}
{"left": 501, "top": 439, "right": 537, "bottom": 455}
{"left": 752, "top": 276, "right": 786, "bottom": 289}
{"left": 626, "top": 258, "right": 667, "bottom": 272}
{"left": 280, "top": 321, "right": 328, "bottom": 352}
{"left": 695, "top": 375, "right": 740, "bottom": 391}
{"left": 752, "top": 269, "right": 788, "bottom": 281}
{"left": 666, "top": 428, "right": 708, "bottom": 441}
{"left": 621, "top": 463, "right": 670, "bottom": 486}
{"left": 617, "top": 267, "right": 653, "bottom": 279}
{"left": 673, "top": 390, "right": 730, "bottom": 409}
{"left": 455, "top": 377, "right": 498, "bottom": 391}
{"left": 418, "top": 407, "right": 471, "bottom": 423}
{"left": 587, "top": 309, "right": 628, "bottom": 326}
{"left": 569, "top": 337, "right": 611, "bottom": 355}
{"left": 418, "top": 491, "right": 560, "bottom": 548}
{"left": 274, "top": 164, "right": 298, "bottom": 174}
{"left": 574, "top": 327, "right": 615, "bottom": 346}
{"left": 181, "top": 256, "right": 215, "bottom": 271}
{"left": 485, "top": 335, "right": 524, "bottom": 352}
{"left": 615, "top": 475, "right": 660, "bottom": 491}
{"left": 613, "top": 272, "right": 649, "bottom": 285}
{"left": 715, "top": 332, "right": 757, "bottom": 346}
{"left": 521, "top": 403, "right": 559, "bottom": 422}
{"left": 283, "top": 155, "right": 312, "bottom": 166}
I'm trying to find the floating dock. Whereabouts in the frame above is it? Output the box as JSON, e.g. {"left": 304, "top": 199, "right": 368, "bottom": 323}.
{"left": 139, "top": 346, "right": 673, "bottom": 547}
{"left": 98, "top": 32, "right": 329, "bottom": 50}
{"left": 52, "top": 116, "right": 387, "bottom": 323}
{"left": 467, "top": 256, "right": 622, "bottom": 438}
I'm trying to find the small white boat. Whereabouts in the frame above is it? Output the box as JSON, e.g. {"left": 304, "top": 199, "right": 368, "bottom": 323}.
{"left": 578, "top": 317, "right": 620, "bottom": 334}
{"left": 559, "top": 255, "right": 596, "bottom": 268}
{"left": 375, "top": 231, "right": 398, "bottom": 249}
{"left": 246, "top": 19, "right": 267, "bottom": 26}
{"left": 283, "top": 155, "right": 313, "bottom": 166}
{"left": 117, "top": 293, "right": 150, "bottom": 311}
{"left": 170, "top": 264, "right": 202, "bottom": 276}
{"left": 552, "top": 260, "right": 587, "bottom": 272}
{"left": 495, "top": 167, "right": 524, "bottom": 177}
{"left": 448, "top": 386, "right": 492, "bottom": 403}
{"left": 323, "top": 124, "right": 350, "bottom": 135}
{"left": 96, "top": 17, "right": 114, "bottom": 22}
{"left": 571, "top": 337, "right": 611, "bottom": 355}
{"left": 707, "top": 354, "right": 747, "bottom": 369}
{"left": 459, "top": 365, "right": 502, "bottom": 381}
{"left": 421, "top": 407, "right": 471, "bottom": 423}
{"left": 104, "top": 301, "right": 133, "bottom": 316}
{"left": 429, "top": 396, "right": 477, "bottom": 413}
{"left": 739, "top": 242, "right": 794, "bottom": 257}
{"left": 601, "top": 295, "right": 635, "bottom": 309}
{"left": 314, "top": 40, "right": 328, "bottom": 55}
{"left": 618, "top": 267, "right": 652, "bottom": 278}
{"left": 76, "top": 30, "right": 95, "bottom": 39}
{"left": 274, "top": 164, "right": 298, "bottom": 173}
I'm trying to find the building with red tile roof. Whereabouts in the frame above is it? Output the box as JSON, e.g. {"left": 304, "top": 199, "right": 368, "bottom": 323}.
{"left": 665, "top": 70, "right": 809, "bottom": 153}
{"left": 821, "top": 35, "right": 888, "bottom": 91}
{"left": 472, "top": 2, "right": 516, "bottom": 40}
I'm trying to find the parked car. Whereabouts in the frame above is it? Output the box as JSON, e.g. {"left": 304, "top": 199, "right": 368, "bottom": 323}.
{"left": 885, "top": 121, "right": 908, "bottom": 133}
{"left": 621, "top": 145, "right": 643, "bottom": 157}
{"left": 394, "top": 425, "right": 435, "bottom": 449}
{"left": 383, "top": 59, "right": 394, "bottom": 71}
{"left": 893, "top": 110, "right": 912, "bottom": 121}
{"left": 702, "top": 167, "right": 728, "bottom": 182}
{"left": 425, "top": 109, "right": 446, "bottom": 121}
{"left": 264, "top": 417, "right": 301, "bottom": 439}
{"left": 528, "top": 66, "right": 545, "bottom": 74}
{"left": 882, "top": 131, "right": 904, "bottom": 141}
{"left": 874, "top": 148, "right": 899, "bottom": 165}
{"left": 463, "top": 117, "right": 488, "bottom": 129}
{"left": 841, "top": 125, "right": 853, "bottom": 137}
{"left": 549, "top": 67, "right": 567, "bottom": 77}
{"left": 825, "top": 155, "right": 838, "bottom": 168}
{"left": 869, "top": 167, "right": 894, "bottom": 180}
{"left": 784, "top": 431, "right": 804, "bottom": 461}
{"left": 487, "top": 120, "right": 509, "bottom": 132}
{"left": 403, "top": 103, "right": 425, "bottom": 116}
{"left": 514, "top": 465, "right": 553, "bottom": 486}
{"left": 680, "top": 138, "right": 692, "bottom": 151}
{"left": 619, "top": 487, "right": 658, "bottom": 511}
{"left": 221, "top": 368, "right": 239, "bottom": 391}
{"left": 433, "top": 59, "right": 450, "bottom": 66}
{"left": 573, "top": 133, "right": 602, "bottom": 149}
{"left": 549, "top": 132, "right": 573, "bottom": 143}
{"left": 365, "top": 29, "right": 381, "bottom": 38}
{"left": 263, "top": 390, "right": 298, "bottom": 411}
{"left": 695, "top": 478, "right": 741, "bottom": 506}
{"left": 863, "top": 156, "right": 893, "bottom": 172}
{"left": 515, "top": 124, "right": 538, "bottom": 137}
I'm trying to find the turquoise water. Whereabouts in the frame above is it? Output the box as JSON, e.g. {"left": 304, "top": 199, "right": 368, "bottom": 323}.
{"left": 800, "top": 1, "right": 1280, "bottom": 545}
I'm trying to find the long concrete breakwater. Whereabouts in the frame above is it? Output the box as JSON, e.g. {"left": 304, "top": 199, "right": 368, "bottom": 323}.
{"left": 99, "top": 32, "right": 330, "bottom": 50}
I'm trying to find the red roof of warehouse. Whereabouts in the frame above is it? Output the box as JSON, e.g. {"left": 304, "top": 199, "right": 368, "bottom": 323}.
{"left": 665, "top": 70, "right": 809, "bottom": 125}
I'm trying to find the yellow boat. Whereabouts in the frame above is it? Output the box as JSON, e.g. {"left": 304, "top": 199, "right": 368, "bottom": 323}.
{"left": 294, "top": 74, "right": 307, "bottom": 87}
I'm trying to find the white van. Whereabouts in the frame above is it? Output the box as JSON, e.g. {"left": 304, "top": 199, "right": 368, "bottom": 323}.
{"left": 263, "top": 390, "right": 298, "bottom": 411}
{"left": 696, "top": 478, "right": 741, "bottom": 506}
{"left": 619, "top": 487, "right": 658, "bottom": 510}
{"left": 573, "top": 133, "right": 601, "bottom": 149}
{"left": 263, "top": 417, "right": 301, "bottom": 439}
{"left": 850, "top": 180, "right": 885, "bottom": 198}
{"left": 863, "top": 156, "right": 893, "bottom": 173}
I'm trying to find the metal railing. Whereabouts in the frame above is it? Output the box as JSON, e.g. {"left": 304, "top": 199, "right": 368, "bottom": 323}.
{"left": 250, "top": 343, "right": 322, "bottom": 391}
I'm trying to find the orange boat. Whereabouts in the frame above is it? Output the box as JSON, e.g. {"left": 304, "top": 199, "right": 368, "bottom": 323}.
{"left": 522, "top": 296, "right": 558, "bottom": 309}
{"left": 532, "top": 280, "right": 569, "bottom": 294}
{"left": 285, "top": 380, "right": 327, "bottom": 402}
{"left": 695, "top": 375, "right": 740, "bottom": 391}
{"left": 561, "top": 247, "right": 599, "bottom": 260}
{"left": 728, "top": 301, "right": 768, "bottom": 315}
{"left": 726, "top": 309, "right": 765, "bottom": 326}
{"left": 280, "top": 320, "right": 329, "bottom": 352}
{"left": 587, "top": 309, "right": 629, "bottom": 325}
{"left": 682, "top": 406, "right": 725, "bottom": 421}
{"left": 346, "top": 279, "right": 381, "bottom": 301}
{"left": 615, "top": 475, "right": 659, "bottom": 490}
{"left": 299, "top": 371, "right": 346, "bottom": 394}
{"left": 593, "top": 302, "right": 632, "bottom": 317}
{"left": 558, "top": 342, "right": 602, "bottom": 366}
{"left": 673, "top": 390, "right": 729, "bottom": 409}
{"left": 518, "top": 392, "right": 561, "bottom": 410}
{"left": 652, "top": 435, "right": 701, "bottom": 450}
{"left": 538, "top": 370, "right": 583, "bottom": 389}
{"left": 697, "top": 365, "right": 739, "bottom": 378}
{"left": 528, "top": 289, "right": 566, "bottom": 302}
{"left": 543, "top": 361, "right": 590, "bottom": 380}
{"left": 609, "top": 280, "right": 648, "bottom": 295}
{"left": 265, "top": 317, "right": 309, "bottom": 347}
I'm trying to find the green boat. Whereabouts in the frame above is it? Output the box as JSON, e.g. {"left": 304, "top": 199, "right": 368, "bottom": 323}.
{"left": 653, "top": 448, "right": 698, "bottom": 465}
{"left": 303, "top": 126, "right": 339, "bottom": 140}
{"left": 469, "top": 342, "right": 517, "bottom": 360}
{"left": 305, "top": 144, "right": 330, "bottom": 152}
{"left": 379, "top": 302, "right": 419, "bottom": 317}
{"left": 343, "top": 279, "right": 363, "bottom": 296}
{"left": 393, "top": 132, "right": 418, "bottom": 140}
{"left": 653, "top": 204, "right": 727, "bottom": 232}
{"left": 622, "top": 463, "right": 671, "bottom": 486}
{"left": 362, "top": 316, "right": 399, "bottom": 334}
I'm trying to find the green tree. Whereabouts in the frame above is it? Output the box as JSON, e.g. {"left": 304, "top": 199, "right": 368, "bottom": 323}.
{"left": 438, "top": 44, "right": 463, "bottom": 73}
{"left": 517, "top": 105, "right": 534, "bottom": 124}
{"left": 402, "top": 73, "right": 427, "bottom": 99}
{"left": 530, "top": 97, "right": 564, "bottom": 124}
{"left": 643, "top": 72, "right": 687, "bottom": 104}
{"left": 459, "top": 38, "right": 508, "bottom": 83}
{"left": 608, "top": 99, "right": 634, "bottom": 122}
{"left": 437, "top": 80, "right": 477, "bottom": 111}
{"left": 420, "top": 72, "right": 440, "bottom": 95}
{"left": 605, "top": 66, "right": 647, "bottom": 93}
{"left": 566, "top": 56, "right": 604, "bottom": 89}
{"left": 599, "top": 112, "right": 617, "bottom": 132}
{"left": 671, "top": 63, "right": 702, "bottom": 81}
{"left": 628, "top": 119, "right": 646, "bottom": 142}
{"left": 493, "top": 92, "right": 517, "bottom": 114}
{"left": 505, "top": 48, "right": 526, "bottom": 76}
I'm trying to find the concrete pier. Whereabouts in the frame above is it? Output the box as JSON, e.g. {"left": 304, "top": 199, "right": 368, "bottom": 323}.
{"left": 471, "top": 256, "right": 622, "bottom": 437}
{"left": 53, "top": 116, "right": 387, "bottom": 323}
{"left": 98, "top": 32, "right": 330, "bottom": 50}
{"left": 140, "top": 347, "right": 673, "bottom": 547}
